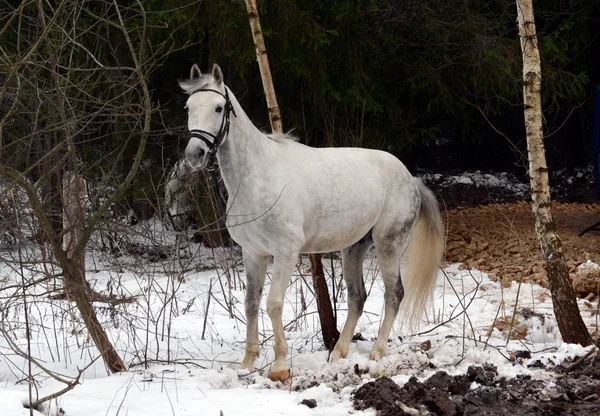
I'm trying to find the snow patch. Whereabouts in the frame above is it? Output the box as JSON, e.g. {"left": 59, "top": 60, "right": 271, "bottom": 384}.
{"left": 1, "top": 241, "right": 598, "bottom": 415}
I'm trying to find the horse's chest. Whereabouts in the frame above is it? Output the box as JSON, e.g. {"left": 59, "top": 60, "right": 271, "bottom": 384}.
{"left": 225, "top": 201, "right": 299, "bottom": 254}
{"left": 226, "top": 220, "right": 279, "bottom": 254}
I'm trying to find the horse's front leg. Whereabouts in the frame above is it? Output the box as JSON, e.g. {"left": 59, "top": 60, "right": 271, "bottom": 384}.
{"left": 266, "top": 254, "right": 297, "bottom": 381}
{"left": 241, "top": 251, "right": 269, "bottom": 371}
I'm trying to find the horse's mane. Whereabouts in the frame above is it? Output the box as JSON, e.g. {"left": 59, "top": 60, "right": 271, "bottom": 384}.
{"left": 266, "top": 132, "right": 300, "bottom": 144}
{"left": 179, "top": 75, "right": 215, "bottom": 95}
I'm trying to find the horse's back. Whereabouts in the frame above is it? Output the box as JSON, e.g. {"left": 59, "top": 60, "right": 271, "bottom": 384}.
{"left": 286, "top": 144, "right": 413, "bottom": 193}
{"left": 277, "top": 144, "right": 417, "bottom": 253}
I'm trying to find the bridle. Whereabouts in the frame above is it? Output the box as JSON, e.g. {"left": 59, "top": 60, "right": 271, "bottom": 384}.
{"left": 188, "top": 86, "right": 237, "bottom": 172}
{"left": 187, "top": 86, "right": 237, "bottom": 214}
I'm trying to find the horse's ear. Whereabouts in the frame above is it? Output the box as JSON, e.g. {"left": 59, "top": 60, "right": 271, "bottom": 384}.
{"left": 190, "top": 64, "right": 201, "bottom": 80}
{"left": 212, "top": 64, "right": 223, "bottom": 85}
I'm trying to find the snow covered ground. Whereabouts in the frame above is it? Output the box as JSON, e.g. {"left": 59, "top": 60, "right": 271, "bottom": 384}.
{"left": 0, "top": 228, "right": 597, "bottom": 415}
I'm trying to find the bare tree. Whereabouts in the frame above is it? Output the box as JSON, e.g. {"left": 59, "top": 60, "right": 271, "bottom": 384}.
{"left": 0, "top": 0, "right": 171, "bottom": 373}
{"left": 516, "top": 0, "right": 592, "bottom": 346}
{"left": 244, "top": 0, "right": 340, "bottom": 350}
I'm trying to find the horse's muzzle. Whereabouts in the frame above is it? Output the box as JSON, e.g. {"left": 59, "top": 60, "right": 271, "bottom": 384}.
{"left": 184, "top": 145, "right": 207, "bottom": 170}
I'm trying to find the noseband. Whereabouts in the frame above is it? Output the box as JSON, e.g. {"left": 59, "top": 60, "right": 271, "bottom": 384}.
{"left": 188, "top": 86, "right": 237, "bottom": 172}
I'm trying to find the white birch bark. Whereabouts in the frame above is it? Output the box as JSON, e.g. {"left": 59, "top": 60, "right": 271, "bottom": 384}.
{"left": 244, "top": 0, "right": 283, "bottom": 133}
{"left": 516, "top": 0, "right": 591, "bottom": 345}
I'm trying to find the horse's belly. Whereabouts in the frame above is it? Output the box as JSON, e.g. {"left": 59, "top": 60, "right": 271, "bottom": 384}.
{"left": 300, "top": 215, "right": 376, "bottom": 253}
{"left": 298, "top": 184, "right": 384, "bottom": 252}
{"left": 300, "top": 232, "right": 370, "bottom": 253}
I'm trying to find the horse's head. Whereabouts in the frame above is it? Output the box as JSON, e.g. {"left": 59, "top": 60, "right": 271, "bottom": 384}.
{"left": 180, "top": 64, "right": 234, "bottom": 170}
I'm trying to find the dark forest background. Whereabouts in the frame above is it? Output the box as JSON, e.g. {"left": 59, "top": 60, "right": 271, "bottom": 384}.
{"left": 2, "top": 0, "right": 600, "bottom": 215}
{"left": 150, "top": 0, "right": 600, "bottom": 174}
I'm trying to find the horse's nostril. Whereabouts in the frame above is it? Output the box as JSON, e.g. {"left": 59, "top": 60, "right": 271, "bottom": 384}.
{"left": 198, "top": 149, "right": 205, "bottom": 158}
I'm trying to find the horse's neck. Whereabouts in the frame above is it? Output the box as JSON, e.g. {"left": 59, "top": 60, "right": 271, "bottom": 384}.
{"left": 216, "top": 90, "right": 272, "bottom": 195}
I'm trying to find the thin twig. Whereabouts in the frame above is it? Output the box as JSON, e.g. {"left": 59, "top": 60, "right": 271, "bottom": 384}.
{"left": 201, "top": 278, "right": 213, "bottom": 340}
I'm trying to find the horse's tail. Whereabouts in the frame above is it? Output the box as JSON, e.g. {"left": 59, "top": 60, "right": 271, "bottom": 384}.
{"left": 401, "top": 178, "right": 445, "bottom": 330}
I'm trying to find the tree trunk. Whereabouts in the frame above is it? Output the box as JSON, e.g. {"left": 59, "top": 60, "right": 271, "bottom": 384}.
{"left": 62, "top": 172, "right": 86, "bottom": 264}
{"left": 516, "top": 0, "right": 592, "bottom": 346}
{"left": 309, "top": 254, "right": 340, "bottom": 350}
{"left": 244, "top": 0, "right": 339, "bottom": 348}
{"left": 244, "top": 0, "right": 283, "bottom": 133}
{"left": 64, "top": 267, "right": 127, "bottom": 373}
{"left": 63, "top": 172, "right": 127, "bottom": 373}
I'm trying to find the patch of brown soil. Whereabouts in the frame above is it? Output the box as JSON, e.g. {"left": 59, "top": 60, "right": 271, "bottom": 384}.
{"left": 445, "top": 202, "right": 600, "bottom": 296}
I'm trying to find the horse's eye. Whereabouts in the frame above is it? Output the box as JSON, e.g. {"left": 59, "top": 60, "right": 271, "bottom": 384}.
{"left": 215, "top": 106, "right": 223, "bottom": 113}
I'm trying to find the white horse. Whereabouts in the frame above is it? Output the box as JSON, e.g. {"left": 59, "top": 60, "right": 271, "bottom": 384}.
{"left": 180, "top": 64, "right": 444, "bottom": 381}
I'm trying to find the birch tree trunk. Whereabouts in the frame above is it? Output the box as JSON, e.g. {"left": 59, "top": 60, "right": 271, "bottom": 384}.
{"left": 516, "top": 0, "right": 592, "bottom": 346}
{"left": 244, "top": 0, "right": 339, "bottom": 349}
{"left": 244, "top": 0, "right": 283, "bottom": 133}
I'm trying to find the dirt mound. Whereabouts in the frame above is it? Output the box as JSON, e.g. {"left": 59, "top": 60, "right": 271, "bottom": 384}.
{"left": 353, "top": 360, "right": 600, "bottom": 416}
{"left": 422, "top": 170, "right": 600, "bottom": 296}
{"left": 444, "top": 202, "right": 600, "bottom": 295}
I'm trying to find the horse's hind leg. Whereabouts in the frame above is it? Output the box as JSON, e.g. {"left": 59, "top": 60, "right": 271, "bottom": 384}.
{"left": 370, "top": 209, "right": 418, "bottom": 360}
{"left": 370, "top": 242, "right": 406, "bottom": 360}
{"left": 330, "top": 237, "right": 373, "bottom": 362}
{"left": 241, "top": 251, "right": 269, "bottom": 370}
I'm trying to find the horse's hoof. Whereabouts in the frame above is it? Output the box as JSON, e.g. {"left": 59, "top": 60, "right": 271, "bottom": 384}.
{"left": 269, "top": 369, "right": 291, "bottom": 382}
{"left": 369, "top": 346, "right": 386, "bottom": 361}
{"left": 329, "top": 350, "right": 345, "bottom": 362}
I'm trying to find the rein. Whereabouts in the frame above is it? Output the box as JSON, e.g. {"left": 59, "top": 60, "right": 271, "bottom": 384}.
{"left": 208, "top": 169, "right": 226, "bottom": 214}
{"left": 188, "top": 86, "right": 236, "bottom": 215}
